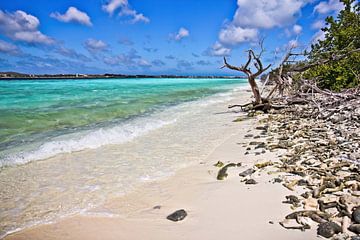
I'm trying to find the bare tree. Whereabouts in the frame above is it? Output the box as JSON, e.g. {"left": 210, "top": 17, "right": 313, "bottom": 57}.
{"left": 221, "top": 49, "right": 271, "bottom": 105}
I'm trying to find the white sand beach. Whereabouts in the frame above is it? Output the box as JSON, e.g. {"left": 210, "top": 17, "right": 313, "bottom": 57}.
{"left": 5, "top": 87, "right": 317, "bottom": 240}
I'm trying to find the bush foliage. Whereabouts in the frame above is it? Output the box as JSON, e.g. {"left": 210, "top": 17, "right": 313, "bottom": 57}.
{"left": 305, "top": 0, "right": 360, "bottom": 91}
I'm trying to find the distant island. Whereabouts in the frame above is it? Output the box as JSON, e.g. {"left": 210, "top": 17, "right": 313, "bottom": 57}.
{"left": 0, "top": 72, "right": 247, "bottom": 80}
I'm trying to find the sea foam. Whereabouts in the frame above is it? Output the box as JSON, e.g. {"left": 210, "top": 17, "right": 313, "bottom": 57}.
{"left": 0, "top": 117, "right": 176, "bottom": 168}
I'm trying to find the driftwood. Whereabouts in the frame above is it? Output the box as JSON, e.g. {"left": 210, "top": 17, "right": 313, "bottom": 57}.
{"left": 221, "top": 48, "right": 271, "bottom": 105}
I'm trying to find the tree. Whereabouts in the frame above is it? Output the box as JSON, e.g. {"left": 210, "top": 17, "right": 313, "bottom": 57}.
{"left": 221, "top": 50, "right": 271, "bottom": 105}
{"left": 305, "top": 0, "right": 360, "bottom": 91}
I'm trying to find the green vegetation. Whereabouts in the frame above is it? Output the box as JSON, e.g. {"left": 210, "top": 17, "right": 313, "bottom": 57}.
{"left": 305, "top": 0, "right": 360, "bottom": 91}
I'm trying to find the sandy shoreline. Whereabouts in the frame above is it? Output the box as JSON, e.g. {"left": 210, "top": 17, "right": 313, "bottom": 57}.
{"left": 5, "top": 90, "right": 317, "bottom": 240}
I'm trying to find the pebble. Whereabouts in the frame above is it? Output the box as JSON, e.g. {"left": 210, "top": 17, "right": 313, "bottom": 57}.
{"left": 167, "top": 209, "right": 187, "bottom": 222}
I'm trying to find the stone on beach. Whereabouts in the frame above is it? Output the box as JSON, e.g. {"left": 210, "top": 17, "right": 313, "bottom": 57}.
{"left": 166, "top": 209, "right": 187, "bottom": 222}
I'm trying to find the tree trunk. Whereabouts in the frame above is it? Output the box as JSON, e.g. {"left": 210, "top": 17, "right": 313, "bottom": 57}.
{"left": 248, "top": 76, "right": 262, "bottom": 104}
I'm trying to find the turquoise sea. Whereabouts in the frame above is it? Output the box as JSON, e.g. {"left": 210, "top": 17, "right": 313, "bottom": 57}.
{"left": 0, "top": 77, "right": 248, "bottom": 238}
{"left": 0, "top": 78, "right": 246, "bottom": 167}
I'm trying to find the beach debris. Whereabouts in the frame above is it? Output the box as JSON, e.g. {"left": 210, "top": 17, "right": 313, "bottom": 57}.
{"left": 255, "top": 161, "right": 273, "bottom": 169}
{"left": 153, "top": 205, "right": 161, "bottom": 210}
{"left": 317, "top": 222, "right": 342, "bottom": 238}
{"left": 239, "top": 168, "right": 255, "bottom": 177}
{"left": 348, "top": 224, "right": 360, "bottom": 234}
{"left": 279, "top": 219, "right": 311, "bottom": 231}
{"left": 216, "top": 163, "right": 241, "bottom": 180}
{"left": 214, "top": 161, "right": 224, "bottom": 168}
{"left": 282, "top": 195, "right": 300, "bottom": 207}
{"left": 245, "top": 179, "right": 258, "bottom": 185}
{"left": 167, "top": 209, "right": 187, "bottom": 222}
{"left": 352, "top": 207, "right": 360, "bottom": 224}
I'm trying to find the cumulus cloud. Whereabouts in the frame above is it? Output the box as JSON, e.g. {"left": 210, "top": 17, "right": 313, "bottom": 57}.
{"left": 0, "top": 10, "right": 54, "bottom": 45}
{"left": 171, "top": 27, "right": 190, "bottom": 41}
{"left": 204, "top": 42, "right": 231, "bottom": 57}
{"left": 0, "top": 39, "right": 22, "bottom": 55}
{"left": 84, "top": 38, "right": 108, "bottom": 53}
{"left": 219, "top": 24, "right": 258, "bottom": 45}
{"left": 50, "top": 7, "right": 92, "bottom": 26}
{"left": 102, "top": 0, "right": 149, "bottom": 24}
{"left": 293, "top": 24, "right": 302, "bottom": 35}
{"left": 314, "top": 0, "right": 343, "bottom": 14}
{"left": 214, "top": 0, "right": 310, "bottom": 51}
{"left": 233, "top": 0, "right": 306, "bottom": 29}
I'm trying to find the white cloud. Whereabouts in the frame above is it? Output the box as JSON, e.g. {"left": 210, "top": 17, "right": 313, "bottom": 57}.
{"left": 84, "top": 38, "right": 108, "bottom": 53}
{"left": 171, "top": 27, "right": 190, "bottom": 41}
{"left": 50, "top": 7, "right": 92, "bottom": 26}
{"left": 102, "top": 0, "right": 127, "bottom": 15}
{"left": 0, "top": 39, "right": 21, "bottom": 55}
{"left": 119, "top": 7, "right": 149, "bottom": 24}
{"left": 213, "top": 0, "right": 309, "bottom": 51}
{"left": 102, "top": 0, "right": 149, "bottom": 23}
{"left": 312, "top": 30, "right": 326, "bottom": 43}
{"left": 219, "top": 24, "right": 258, "bottom": 45}
{"left": 205, "top": 42, "right": 231, "bottom": 56}
{"left": 311, "top": 20, "right": 325, "bottom": 29}
{"left": 314, "top": 0, "right": 343, "bottom": 14}
{"left": 293, "top": 24, "right": 302, "bottom": 35}
{"left": 0, "top": 10, "right": 54, "bottom": 44}
{"left": 233, "top": 0, "right": 307, "bottom": 29}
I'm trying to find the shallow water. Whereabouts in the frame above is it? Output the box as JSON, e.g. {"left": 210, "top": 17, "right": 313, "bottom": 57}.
{"left": 0, "top": 78, "right": 245, "bottom": 167}
{"left": 0, "top": 78, "right": 248, "bottom": 238}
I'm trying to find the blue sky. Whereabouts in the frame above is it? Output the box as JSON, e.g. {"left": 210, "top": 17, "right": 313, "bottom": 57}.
{"left": 0, "top": 0, "right": 346, "bottom": 75}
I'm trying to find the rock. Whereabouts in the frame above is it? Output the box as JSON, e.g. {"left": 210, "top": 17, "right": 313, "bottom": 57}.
{"left": 348, "top": 224, "right": 360, "bottom": 234}
{"left": 213, "top": 161, "right": 224, "bottom": 168}
{"left": 351, "top": 236, "right": 360, "bottom": 240}
{"left": 332, "top": 233, "right": 350, "bottom": 240}
{"left": 317, "top": 222, "right": 342, "bottom": 238}
{"left": 167, "top": 209, "right": 187, "bottom": 222}
{"left": 352, "top": 206, "right": 360, "bottom": 223}
{"left": 245, "top": 179, "right": 258, "bottom": 185}
{"left": 153, "top": 205, "right": 161, "bottom": 209}
{"left": 239, "top": 168, "right": 255, "bottom": 177}
{"left": 249, "top": 141, "right": 264, "bottom": 146}
{"left": 273, "top": 178, "right": 283, "bottom": 183}
{"left": 255, "top": 161, "right": 273, "bottom": 169}
{"left": 216, "top": 163, "right": 241, "bottom": 180}
{"left": 255, "top": 142, "right": 266, "bottom": 149}
{"left": 282, "top": 195, "right": 300, "bottom": 206}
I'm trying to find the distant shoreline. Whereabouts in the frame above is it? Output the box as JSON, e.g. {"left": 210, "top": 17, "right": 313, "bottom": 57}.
{"left": 0, "top": 72, "right": 247, "bottom": 80}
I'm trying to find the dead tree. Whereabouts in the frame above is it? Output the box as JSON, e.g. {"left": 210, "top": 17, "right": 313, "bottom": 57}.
{"left": 221, "top": 49, "right": 271, "bottom": 105}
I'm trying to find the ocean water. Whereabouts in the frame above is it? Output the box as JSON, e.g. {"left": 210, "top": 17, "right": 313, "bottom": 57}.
{"left": 0, "top": 78, "right": 246, "bottom": 167}
{"left": 0, "top": 78, "right": 248, "bottom": 238}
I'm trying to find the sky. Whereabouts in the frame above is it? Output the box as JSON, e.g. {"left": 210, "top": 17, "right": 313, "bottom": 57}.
{"left": 0, "top": 0, "right": 347, "bottom": 75}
